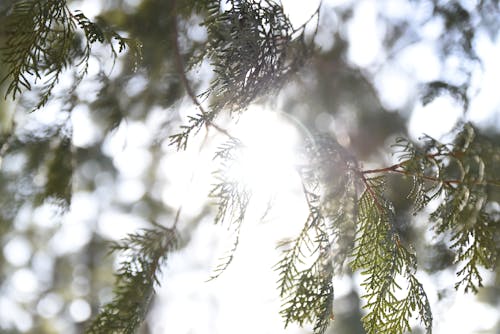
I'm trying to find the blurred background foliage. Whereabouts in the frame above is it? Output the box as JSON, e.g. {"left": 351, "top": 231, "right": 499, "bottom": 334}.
{"left": 0, "top": 0, "right": 499, "bottom": 333}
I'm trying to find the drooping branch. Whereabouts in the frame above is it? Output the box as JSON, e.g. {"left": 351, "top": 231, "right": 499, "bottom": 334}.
{"left": 0, "top": 0, "right": 141, "bottom": 110}
{"left": 169, "top": 0, "right": 316, "bottom": 150}
{"left": 358, "top": 124, "right": 499, "bottom": 294}
{"left": 86, "top": 226, "right": 178, "bottom": 334}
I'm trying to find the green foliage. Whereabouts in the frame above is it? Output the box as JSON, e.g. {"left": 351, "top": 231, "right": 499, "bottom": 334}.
{"left": 0, "top": 0, "right": 141, "bottom": 110}
{"left": 0, "top": 127, "right": 75, "bottom": 214}
{"left": 1, "top": 0, "right": 76, "bottom": 109}
{"left": 200, "top": 0, "right": 312, "bottom": 112}
{"left": 85, "top": 226, "right": 178, "bottom": 334}
{"left": 275, "top": 136, "right": 357, "bottom": 332}
{"left": 41, "top": 135, "right": 73, "bottom": 208}
{"left": 350, "top": 176, "right": 432, "bottom": 334}
{"left": 275, "top": 188, "right": 334, "bottom": 333}
{"left": 394, "top": 124, "right": 499, "bottom": 293}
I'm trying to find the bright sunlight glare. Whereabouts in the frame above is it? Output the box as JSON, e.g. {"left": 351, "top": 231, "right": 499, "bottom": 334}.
{"left": 155, "top": 106, "right": 313, "bottom": 334}
{"left": 226, "top": 106, "right": 305, "bottom": 213}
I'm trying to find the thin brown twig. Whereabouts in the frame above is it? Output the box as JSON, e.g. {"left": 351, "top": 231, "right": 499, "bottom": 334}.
{"left": 169, "top": 0, "right": 238, "bottom": 229}
{"left": 361, "top": 151, "right": 447, "bottom": 175}
{"left": 361, "top": 161, "right": 408, "bottom": 175}
{"left": 361, "top": 159, "right": 500, "bottom": 187}
{"left": 172, "top": 205, "right": 182, "bottom": 229}
{"left": 170, "top": 1, "right": 236, "bottom": 141}
{"left": 171, "top": 19, "right": 205, "bottom": 114}
{"left": 291, "top": 0, "right": 322, "bottom": 35}
{"left": 358, "top": 171, "right": 384, "bottom": 213}
{"left": 171, "top": 120, "right": 213, "bottom": 230}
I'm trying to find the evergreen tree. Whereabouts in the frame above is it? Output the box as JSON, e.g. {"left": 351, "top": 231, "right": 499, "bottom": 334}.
{"left": 0, "top": 1, "right": 499, "bottom": 333}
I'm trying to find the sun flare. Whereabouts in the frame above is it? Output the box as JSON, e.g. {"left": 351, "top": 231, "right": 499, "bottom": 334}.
{"left": 226, "top": 107, "right": 305, "bottom": 211}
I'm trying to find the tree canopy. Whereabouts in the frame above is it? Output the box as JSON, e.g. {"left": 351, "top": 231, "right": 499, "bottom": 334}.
{"left": 0, "top": 0, "right": 499, "bottom": 333}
